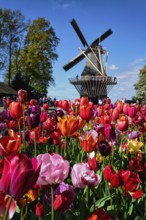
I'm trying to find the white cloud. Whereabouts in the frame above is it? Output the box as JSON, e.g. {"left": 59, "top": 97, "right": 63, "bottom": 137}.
{"left": 108, "top": 64, "right": 119, "bottom": 70}
{"left": 55, "top": 0, "right": 73, "bottom": 9}
{"left": 109, "top": 58, "right": 145, "bottom": 102}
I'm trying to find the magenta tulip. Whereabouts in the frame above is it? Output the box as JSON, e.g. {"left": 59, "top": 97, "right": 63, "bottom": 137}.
{"left": 0, "top": 153, "right": 40, "bottom": 199}
{"left": 36, "top": 153, "right": 70, "bottom": 185}
{"left": 128, "top": 106, "right": 137, "bottom": 118}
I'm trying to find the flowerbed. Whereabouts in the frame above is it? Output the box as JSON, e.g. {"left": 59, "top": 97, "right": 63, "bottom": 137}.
{"left": 0, "top": 90, "right": 146, "bottom": 220}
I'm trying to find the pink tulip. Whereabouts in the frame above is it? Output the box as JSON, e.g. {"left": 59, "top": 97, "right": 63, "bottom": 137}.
{"left": 71, "top": 162, "right": 100, "bottom": 188}
{"left": 40, "top": 112, "right": 48, "bottom": 123}
{"left": 36, "top": 153, "right": 70, "bottom": 185}
{"left": 18, "top": 89, "right": 28, "bottom": 103}
{"left": 127, "top": 106, "right": 137, "bottom": 118}
{"left": 0, "top": 153, "right": 40, "bottom": 199}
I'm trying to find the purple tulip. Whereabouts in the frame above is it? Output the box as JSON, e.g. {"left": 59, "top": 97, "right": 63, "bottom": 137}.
{"left": 128, "top": 131, "right": 140, "bottom": 140}
{"left": 36, "top": 153, "right": 70, "bottom": 185}
{"left": 98, "top": 140, "right": 112, "bottom": 156}
{"left": 2, "top": 109, "right": 11, "bottom": 120}
{"left": 44, "top": 182, "right": 75, "bottom": 213}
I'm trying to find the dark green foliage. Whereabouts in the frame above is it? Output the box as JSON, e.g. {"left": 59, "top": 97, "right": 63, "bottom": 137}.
{"left": 0, "top": 8, "right": 59, "bottom": 99}
{"left": 134, "top": 65, "right": 146, "bottom": 101}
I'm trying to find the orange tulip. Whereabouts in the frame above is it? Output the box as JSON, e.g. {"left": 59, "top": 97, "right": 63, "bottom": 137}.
{"left": 9, "top": 101, "right": 23, "bottom": 120}
{"left": 0, "top": 130, "right": 20, "bottom": 156}
{"left": 79, "top": 130, "right": 98, "bottom": 153}
{"left": 58, "top": 115, "right": 79, "bottom": 136}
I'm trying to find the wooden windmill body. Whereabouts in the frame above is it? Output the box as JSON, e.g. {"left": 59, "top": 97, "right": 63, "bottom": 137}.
{"left": 63, "top": 19, "right": 117, "bottom": 104}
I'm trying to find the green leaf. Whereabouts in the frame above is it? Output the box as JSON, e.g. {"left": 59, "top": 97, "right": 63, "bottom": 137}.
{"left": 90, "top": 193, "right": 115, "bottom": 212}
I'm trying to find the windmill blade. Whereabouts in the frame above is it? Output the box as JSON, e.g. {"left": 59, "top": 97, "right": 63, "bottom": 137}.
{"left": 90, "top": 29, "right": 112, "bottom": 49}
{"left": 63, "top": 53, "right": 85, "bottom": 71}
{"left": 71, "top": 19, "right": 88, "bottom": 47}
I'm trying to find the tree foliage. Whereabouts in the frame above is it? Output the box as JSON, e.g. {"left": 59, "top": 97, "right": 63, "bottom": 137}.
{"left": 134, "top": 65, "right": 146, "bottom": 100}
{"left": 0, "top": 8, "right": 59, "bottom": 98}
{"left": 0, "top": 8, "right": 28, "bottom": 86}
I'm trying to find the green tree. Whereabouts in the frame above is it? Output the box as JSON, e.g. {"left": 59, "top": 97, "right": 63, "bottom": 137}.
{"left": 11, "top": 17, "right": 59, "bottom": 98}
{"left": 0, "top": 8, "right": 28, "bottom": 86}
{"left": 134, "top": 65, "right": 146, "bottom": 100}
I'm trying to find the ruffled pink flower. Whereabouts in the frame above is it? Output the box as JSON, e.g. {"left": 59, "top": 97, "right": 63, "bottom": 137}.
{"left": 71, "top": 162, "right": 100, "bottom": 188}
{"left": 36, "top": 153, "right": 70, "bottom": 185}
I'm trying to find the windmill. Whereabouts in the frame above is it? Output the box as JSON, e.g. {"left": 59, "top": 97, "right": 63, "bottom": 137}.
{"left": 63, "top": 19, "right": 117, "bottom": 104}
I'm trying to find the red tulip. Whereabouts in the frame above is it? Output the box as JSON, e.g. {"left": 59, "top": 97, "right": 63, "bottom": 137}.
{"left": 30, "top": 99, "right": 37, "bottom": 106}
{"left": 103, "top": 165, "right": 122, "bottom": 187}
{"left": 61, "top": 100, "right": 70, "bottom": 112}
{"left": 54, "top": 191, "right": 73, "bottom": 213}
{"left": 112, "top": 108, "right": 119, "bottom": 120}
{"left": 9, "top": 120, "right": 18, "bottom": 131}
{"left": 88, "top": 157, "right": 97, "bottom": 172}
{"left": 0, "top": 153, "right": 40, "bottom": 199}
{"left": 116, "top": 101, "right": 123, "bottom": 113}
{"left": 88, "top": 208, "right": 111, "bottom": 220}
{"left": 43, "top": 117, "right": 56, "bottom": 131}
{"left": 80, "top": 96, "right": 89, "bottom": 106}
{"left": 104, "top": 103, "right": 110, "bottom": 110}
{"left": 105, "top": 97, "right": 111, "bottom": 104}
{"left": 123, "top": 103, "right": 130, "bottom": 115}
{"left": 6, "top": 99, "right": 11, "bottom": 107}
{"left": 43, "top": 103, "right": 49, "bottom": 111}
{"left": 79, "top": 103, "right": 94, "bottom": 121}
{"left": 101, "top": 114, "right": 111, "bottom": 125}
{"left": 129, "top": 189, "right": 143, "bottom": 199}
{"left": 40, "top": 112, "right": 48, "bottom": 123}
{"left": 9, "top": 101, "right": 23, "bottom": 120}
{"left": 122, "top": 170, "right": 141, "bottom": 192}
{"left": 51, "top": 131, "right": 61, "bottom": 146}
{"left": 35, "top": 201, "right": 45, "bottom": 217}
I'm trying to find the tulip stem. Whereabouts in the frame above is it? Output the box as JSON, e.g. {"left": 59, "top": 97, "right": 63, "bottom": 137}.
{"left": 18, "top": 120, "right": 22, "bottom": 153}
{"left": 34, "top": 127, "right": 37, "bottom": 157}
{"left": 51, "top": 185, "right": 54, "bottom": 220}
{"left": 22, "top": 104, "right": 26, "bottom": 151}
{"left": 3, "top": 196, "right": 13, "bottom": 220}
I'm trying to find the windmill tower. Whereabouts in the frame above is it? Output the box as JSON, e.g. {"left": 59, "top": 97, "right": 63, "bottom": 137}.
{"left": 63, "top": 19, "right": 117, "bottom": 104}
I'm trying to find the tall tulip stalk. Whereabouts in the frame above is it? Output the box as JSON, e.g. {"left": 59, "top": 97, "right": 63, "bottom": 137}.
{"left": 0, "top": 94, "right": 146, "bottom": 219}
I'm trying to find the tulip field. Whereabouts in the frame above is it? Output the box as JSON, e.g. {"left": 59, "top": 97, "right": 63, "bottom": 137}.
{"left": 0, "top": 90, "right": 146, "bottom": 220}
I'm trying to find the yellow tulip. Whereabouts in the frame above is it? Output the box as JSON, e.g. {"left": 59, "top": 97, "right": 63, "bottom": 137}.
{"left": 127, "top": 139, "right": 143, "bottom": 154}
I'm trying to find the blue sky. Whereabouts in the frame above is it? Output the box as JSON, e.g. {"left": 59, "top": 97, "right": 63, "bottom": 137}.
{"left": 0, "top": 0, "right": 146, "bottom": 102}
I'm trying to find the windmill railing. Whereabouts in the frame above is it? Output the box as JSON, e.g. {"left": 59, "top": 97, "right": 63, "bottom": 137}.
{"left": 69, "top": 75, "right": 117, "bottom": 98}
{"left": 69, "top": 75, "right": 117, "bottom": 84}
